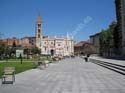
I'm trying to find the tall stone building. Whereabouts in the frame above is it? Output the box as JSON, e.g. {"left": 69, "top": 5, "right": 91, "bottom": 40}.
{"left": 89, "top": 33, "right": 101, "bottom": 54}
{"left": 115, "top": 0, "right": 125, "bottom": 55}
{"left": 74, "top": 41, "right": 90, "bottom": 55}
{"left": 35, "top": 16, "right": 42, "bottom": 48}
{"left": 0, "top": 37, "right": 21, "bottom": 46}
{"left": 35, "top": 16, "right": 74, "bottom": 56}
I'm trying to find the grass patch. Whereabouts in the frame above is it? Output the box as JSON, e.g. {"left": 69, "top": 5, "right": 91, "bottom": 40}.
{"left": 0, "top": 56, "right": 52, "bottom": 78}
{"left": 1, "top": 56, "right": 52, "bottom": 62}
{"left": 0, "top": 62, "right": 37, "bottom": 78}
{"left": 4, "top": 58, "right": 40, "bottom": 62}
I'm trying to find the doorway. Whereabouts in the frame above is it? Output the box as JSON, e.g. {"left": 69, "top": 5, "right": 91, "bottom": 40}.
{"left": 50, "top": 49, "right": 54, "bottom": 56}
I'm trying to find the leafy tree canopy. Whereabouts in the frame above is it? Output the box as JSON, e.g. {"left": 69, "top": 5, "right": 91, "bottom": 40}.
{"left": 31, "top": 46, "right": 41, "bottom": 55}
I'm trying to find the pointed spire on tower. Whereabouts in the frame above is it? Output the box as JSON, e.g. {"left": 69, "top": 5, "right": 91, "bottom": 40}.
{"left": 36, "top": 15, "right": 42, "bottom": 24}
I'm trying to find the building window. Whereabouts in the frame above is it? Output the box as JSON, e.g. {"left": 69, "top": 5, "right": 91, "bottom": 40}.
{"left": 38, "top": 24, "right": 41, "bottom": 28}
{"left": 67, "top": 47, "right": 68, "bottom": 51}
{"left": 38, "top": 34, "right": 40, "bottom": 38}
{"left": 58, "top": 44, "right": 60, "bottom": 46}
{"left": 45, "top": 47, "right": 46, "bottom": 51}
{"left": 38, "top": 29, "right": 40, "bottom": 33}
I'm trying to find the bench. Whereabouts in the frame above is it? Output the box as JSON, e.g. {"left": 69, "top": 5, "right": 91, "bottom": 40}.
{"left": 1, "top": 67, "right": 15, "bottom": 84}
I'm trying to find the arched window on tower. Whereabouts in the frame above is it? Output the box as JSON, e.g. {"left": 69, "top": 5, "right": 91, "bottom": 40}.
{"left": 38, "top": 34, "right": 40, "bottom": 38}
{"left": 38, "top": 29, "right": 40, "bottom": 33}
{"left": 38, "top": 24, "right": 41, "bottom": 28}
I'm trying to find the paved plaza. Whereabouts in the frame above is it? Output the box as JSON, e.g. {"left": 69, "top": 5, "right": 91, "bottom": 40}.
{"left": 0, "top": 57, "right": 125, "bottom": 93}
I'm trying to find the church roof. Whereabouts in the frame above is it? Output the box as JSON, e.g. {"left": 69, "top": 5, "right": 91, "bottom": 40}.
{"left": 75, "top": 41, "right": 90, "bottom": 47}
{"left": 42, "top": 36, "right": 67, "bottom": 41}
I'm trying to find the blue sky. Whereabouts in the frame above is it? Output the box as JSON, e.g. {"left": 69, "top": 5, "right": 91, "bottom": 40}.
{"left": 0, "top": 0, "right": 116, "bottom": 41}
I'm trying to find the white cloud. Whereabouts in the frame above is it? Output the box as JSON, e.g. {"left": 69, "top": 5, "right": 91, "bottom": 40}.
{"left": 68, "top": 16, "right": 93, "bottom": 38}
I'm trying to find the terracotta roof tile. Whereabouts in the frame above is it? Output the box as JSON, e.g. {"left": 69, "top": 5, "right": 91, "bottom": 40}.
{"left": 75, "top": 41, "right": 90, "bottom": 47}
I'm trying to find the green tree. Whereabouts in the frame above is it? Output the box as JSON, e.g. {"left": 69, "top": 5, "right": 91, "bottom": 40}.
{"left": 10, "top": 41, "right": 16, "bottom": 57}
{"left": 5, "top": 45, "right": 11, "bottom": 60}
{"left": 19, "top": 54, "right": 23, "bottom": 64}
{"left": 24, "top": 48, "right": 30, "bottom": 59}
{"left": 12, "top": 41, "right": 16, "bottom": 47}
{"left": 113, "top": 24, "right": 121, "bottom": 55}
{"left": 31, "top": 46, "right": 41, "bottom": 55}
{"left": 0, "top": 42, "right": 5, "bottom": 54}
{"left": 0, "top": 41, "right": 7, "bottom": 59}
{"left": 99, "top": 21, "right": 117, "bottom": 56}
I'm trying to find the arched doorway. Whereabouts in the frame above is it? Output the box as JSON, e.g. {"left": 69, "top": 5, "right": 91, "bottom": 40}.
{"left": 50, "top": 49, "right": 54, "bottom": 56}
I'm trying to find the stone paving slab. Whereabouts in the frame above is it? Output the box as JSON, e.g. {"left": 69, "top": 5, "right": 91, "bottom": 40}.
{"left": 0, "top": 57, "right": 125, "bottom": 93}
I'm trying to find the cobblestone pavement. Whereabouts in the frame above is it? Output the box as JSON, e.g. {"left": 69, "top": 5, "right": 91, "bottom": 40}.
{"left": 0, "top": 57, "right": 125, "bottom": 93}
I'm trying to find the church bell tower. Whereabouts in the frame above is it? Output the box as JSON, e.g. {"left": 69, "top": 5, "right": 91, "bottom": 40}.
{"left": 35, "top": 16, "right": 42, "bottom": 48}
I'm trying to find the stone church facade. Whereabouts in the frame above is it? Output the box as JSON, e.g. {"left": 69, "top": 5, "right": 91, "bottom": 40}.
{"left": 35, "top": 16, "right": 74, "bottom": 56}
